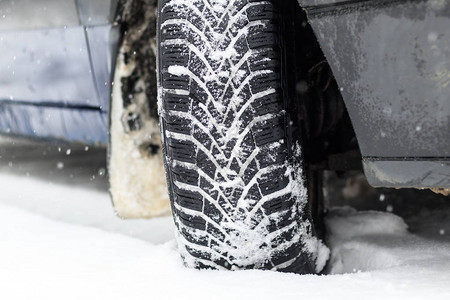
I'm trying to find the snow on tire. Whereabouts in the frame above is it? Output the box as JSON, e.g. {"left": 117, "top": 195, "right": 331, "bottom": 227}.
{"left": 157, "top": 0, "right": 327, "bottom": 273}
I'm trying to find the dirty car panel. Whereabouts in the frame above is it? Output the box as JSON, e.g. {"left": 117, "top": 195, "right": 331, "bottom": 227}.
{"left": 300, "top": 0, "right": 450, "bottom": 187}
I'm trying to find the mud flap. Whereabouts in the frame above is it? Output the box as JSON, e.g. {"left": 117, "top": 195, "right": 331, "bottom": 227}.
{"left": 108, "top": 0, "right": 170, "bottom": 218}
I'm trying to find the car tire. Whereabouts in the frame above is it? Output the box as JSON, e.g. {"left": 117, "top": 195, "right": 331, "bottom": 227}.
{"left": 157, "top": 0, "right": 326, "bottom": 273}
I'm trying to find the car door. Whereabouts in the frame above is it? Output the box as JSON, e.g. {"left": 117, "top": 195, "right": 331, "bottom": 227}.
{"left": 0, "top": 0, "right": 119, "bottom": 144}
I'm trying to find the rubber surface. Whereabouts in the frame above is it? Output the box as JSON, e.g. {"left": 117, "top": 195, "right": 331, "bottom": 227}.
{"left": 158, "top": 0, "right": 317, "bottom": 273}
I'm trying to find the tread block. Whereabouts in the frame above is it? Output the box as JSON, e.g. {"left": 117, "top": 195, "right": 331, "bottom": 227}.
{"left": 252, "top": 116, "right": 285, "bottom": 147}
{"left": 250, "top": 72, "right": 281, "bottom": 93}
{"left": 192, "top": 127, "right": 213, "bottom": 152}
{"left": 160, "top": 23, "right": 186, "bottom": 41}
{"left": 165, "top": 114, "right": 191, "bottom": 134}
{"left": 262, "top": 193, "right": 293, "bottom": 214}
{"left": 248, "top": 50, "right": 280, "bottom": 72}
{"left": 272, "top": 243, "right": 301, "bottom": 266}
{"left": 162, "top": 72, "right": 190, "bottom": 90}
{"left": 177, "top": 209, "right": 207, "bottom": 230}
{"left": 172, "top": 165, "right": 199, "bottom": 185}
{"left": 266, "top": 209, "right": 295, "bottom": 233}
{"left": 204, "top": 200, "right": 224, "bottom": 224}
{"left": 174, "top": 187, "right": 204, "bottom": 212}
{"left": 277, "top": 255, "right": 315, "bottom": 274}
{"left": 258, "top": 166, "right": 289, "bottom": 195}
{"left": 245, "top": 184, "right": 262, "bottom": 209}
{"left": 180, "top": 227, "right": 209, "bottom": 247}
{"left": 203, "top": 199, "right": 224, "bottom": 224}
{"left": 251, "top": 90, "right": 283, "bottom": 116}
{"left": 271, "top": 225, "right": 296, "bottom": 246}
{"left": 248, "top": 23, "right": 279, "bottom": 49}
{"left": 160, "top": 7, "right": 182, "bottom": 24}
{"left": 197, "top": 150, "right": 217, "bottom": 178}
{"left": 206, "top": 223, "right": 226, "bottom": 242}
{"left": 258, "top": 143, "right": 287, "bottom": 168}
{"left": 189, "top": 80, "right": 209, "bottom": 105}
{"left": 185, "top": 244, "right": 211, "bottom": 260}
{"left": 242, "top": 159, "right": 259, "bottom": 185}
{"left": 247, "top": 3, "right": 277, "bottom": 21}
{"left": 233, "top": 34, "right": 250, "bottom": 57}
{"left": 164, "top": 93, "right": 191, "bottom": 112}
{"left": 161, "top": 45, "right": 190, "bottom": 67}
{"left": 167, "top": 138, "right": 196, "bottom": 163}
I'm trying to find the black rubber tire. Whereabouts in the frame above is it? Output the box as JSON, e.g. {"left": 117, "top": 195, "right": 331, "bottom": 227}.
{"left": 157, "top": 0, "right": 319, "bottom": 273}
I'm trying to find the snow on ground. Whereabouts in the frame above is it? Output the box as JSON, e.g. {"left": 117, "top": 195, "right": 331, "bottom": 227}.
{"left": 1, "top": 138, "right": 450, "bottom": 299}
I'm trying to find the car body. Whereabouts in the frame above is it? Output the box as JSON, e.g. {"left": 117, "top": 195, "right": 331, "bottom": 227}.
{"left": 0, "top": 0, "right": 119, "bottom": 144}
{"left": 299, "top": 0, "right": 450, "bottom": 189}
{"left": 1, "top": 0, "right": 449, "bottom": 192}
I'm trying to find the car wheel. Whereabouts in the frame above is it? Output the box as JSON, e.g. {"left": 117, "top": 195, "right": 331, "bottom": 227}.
{"left": 157, "top": 0, "right": 327, "bottom": 273}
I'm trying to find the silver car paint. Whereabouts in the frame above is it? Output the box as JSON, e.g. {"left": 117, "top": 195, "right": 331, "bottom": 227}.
{"left": 0, "top": 0, "right": 119, "bottom": 144}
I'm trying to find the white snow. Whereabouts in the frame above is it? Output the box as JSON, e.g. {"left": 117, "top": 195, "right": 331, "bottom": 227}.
{"left": 167, "top": 65, "right": 186, "bottom": 77}
{"left": 1, "top": 167, "right": 450, "bottom": 299}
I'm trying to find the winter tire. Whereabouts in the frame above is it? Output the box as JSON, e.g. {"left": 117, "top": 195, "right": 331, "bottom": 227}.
{"left": 157, "top": 0, "right": 327, "bottom": 273}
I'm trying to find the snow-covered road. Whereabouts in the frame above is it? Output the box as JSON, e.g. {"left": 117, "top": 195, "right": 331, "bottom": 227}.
{"left": 1, "top": 138, "right": 450, "bottom": 299}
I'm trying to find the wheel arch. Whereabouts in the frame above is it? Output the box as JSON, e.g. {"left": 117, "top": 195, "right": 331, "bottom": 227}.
{"left": 298, "top": 0, "right": 450, "bottom": 189}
